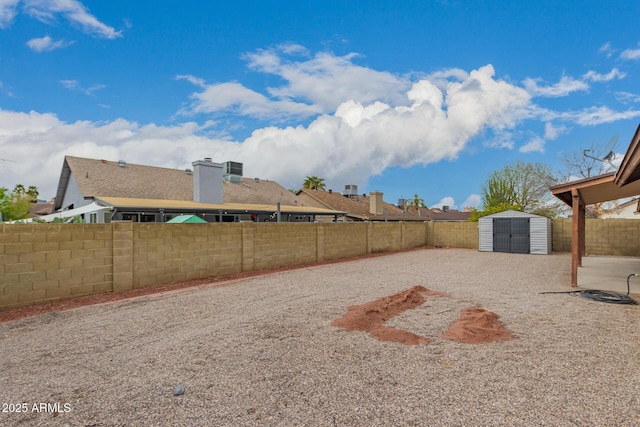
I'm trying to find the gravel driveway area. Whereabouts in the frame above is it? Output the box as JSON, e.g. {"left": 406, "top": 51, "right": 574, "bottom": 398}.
{"left": 1, "top": 248, "right": 639, "bottom": 426}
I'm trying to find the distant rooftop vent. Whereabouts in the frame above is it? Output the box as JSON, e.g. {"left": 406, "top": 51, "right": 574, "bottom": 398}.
{"left": 398, "top": 198, "right": 406, "bottom": 208}
{"left": 254, "top": 177, "right": 260, "bottom": 182}
{"left": 223, "top": 161, "right": 243, "bottom": 184}
{"left": 443, "top": 205, "right": 449, "bottom": 212}
{"left": 344, "top": 184, "right": 358, "bottom": 196}
{"left": 118, "top": 160, "right": 126, "bottom": 167}
{"left": 204, "top": 157, "right": 212, "bottom": 162}
{"left": 185, "top": 168, "right": 193, "bottom": 175}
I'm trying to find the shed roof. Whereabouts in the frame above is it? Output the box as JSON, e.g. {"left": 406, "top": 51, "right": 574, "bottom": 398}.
{"left": 479, "top": 209, "right": 547, "bottom": 220}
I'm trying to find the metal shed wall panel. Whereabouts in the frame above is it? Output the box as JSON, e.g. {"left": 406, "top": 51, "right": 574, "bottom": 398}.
{"left": 530, "top": 217, "right": 552, "bottom": 254}
{"left": 478, "top": 217, "right": 493, "bottom": 251}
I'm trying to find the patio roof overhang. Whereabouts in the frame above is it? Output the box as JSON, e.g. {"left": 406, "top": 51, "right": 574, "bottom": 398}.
{"left": 550, "top": 123, "right": 640, "bottom": 287}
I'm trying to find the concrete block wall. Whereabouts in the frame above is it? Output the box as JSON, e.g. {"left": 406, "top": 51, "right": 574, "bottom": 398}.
{"left": 321, "top": 223, "right": 368, "bottom": 261}
{"left": 251, "top": 223, "right": 318, "bottom": 270}
{"left": 585, "top": 219, "right": 640, "bottom": 256}
{"left": 1, "top": 223, "right": 113, "bottom": 309}
{"left": 371, "top": 223, "right": 403, "bottom": 253}
{"left": 551, "top": 218, "right": 640, "bottom": 255}
{"left": 16, "top": 218, "right": 640, "bottom": 312}
{"left": 132, "top": 223, "right": 242, "bottom": 288}
{"left": 428, "top": 222, "right": 479, "bottom": 249}
{"left": 403, "top": 222, "right": 429, "bottom": 249}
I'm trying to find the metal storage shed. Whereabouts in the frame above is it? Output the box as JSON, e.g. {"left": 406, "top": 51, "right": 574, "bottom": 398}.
{"left": 478, "top": 210, "right": 552, "bottom": 255}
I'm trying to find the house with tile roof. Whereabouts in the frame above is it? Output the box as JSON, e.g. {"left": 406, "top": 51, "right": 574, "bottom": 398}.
{"left": 45, "top": 156, "right": 343, "bottom": 223}
{"left": 296, "top": 188, "right": 425, "bottom": 222}
{"left": 417, "top": 206, "right": 472, "bottom": 222}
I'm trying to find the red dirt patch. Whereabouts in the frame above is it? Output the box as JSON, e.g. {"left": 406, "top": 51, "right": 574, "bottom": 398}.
{"left": 443, "top": 307, "right": 516, "bottom": 344}
{"left": 332, "top": 286, "right": 449, "bottom": 345}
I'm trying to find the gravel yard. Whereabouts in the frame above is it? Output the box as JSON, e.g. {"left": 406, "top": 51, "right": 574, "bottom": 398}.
{"left": 1, "top": 248, "right": 639, "bottom": 426}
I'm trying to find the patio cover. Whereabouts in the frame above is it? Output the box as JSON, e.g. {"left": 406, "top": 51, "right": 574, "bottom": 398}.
{"left": 7, "top": 201, "right": 110, "bottom": 223}
{"left": 551, "top": 123, "right": 640, "bottom": 286}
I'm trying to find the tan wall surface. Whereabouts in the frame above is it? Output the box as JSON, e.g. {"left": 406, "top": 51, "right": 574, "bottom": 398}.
{"left": 428, "top": 222, "right": 479, "bottom": 249}
{"left": 552, "top": 218, "right": 640, "bottom": 256}
{"left": 321, "top": 223, "right": 368, "bottom": 260}
{"left": 4, "top": 218, "right": 636, "bottom": 311}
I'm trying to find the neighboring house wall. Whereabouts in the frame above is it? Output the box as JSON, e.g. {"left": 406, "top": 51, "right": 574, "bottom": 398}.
{"left": 60, "top": 173, "right": 88, "bottom": 212}
{"left": 600, "top": 200, "right": 639, "bottom": 219}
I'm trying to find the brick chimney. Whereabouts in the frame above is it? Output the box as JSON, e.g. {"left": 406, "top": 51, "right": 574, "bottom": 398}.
{"left": 192, "top": 158, "right": 223, "bottom": 204}
{"left": 369, "top": 191, "right": 384, "bottom": 216}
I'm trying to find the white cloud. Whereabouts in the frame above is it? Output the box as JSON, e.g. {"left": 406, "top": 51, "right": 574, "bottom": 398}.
{"left": 523, "top": 75, "right": 589, "bottom": 97}
{"left": 433, "top": 196, "right": 456, "bottom": 210}
{"left": 21, "top": 0, "right": 121, "bottom": 39}
{"left": 544, "top": 122, "right": 567, "bottom": 140}
{"left": 615, "top": 91, "right": 640, "bottom": 103}
{"left": 582, "top": 68, "right": 626, "bottom": 82}
{"left": 483, "top": 130, "right": 515, "bottom": 149}
{"left": 26, "top": 35, "right": 71, "bottom": 52}
{"left": 178, "top": 81, "right": 322, "bottom": 120}
{"left": 556, "top": 106, "right": 640, "bottom": 125}
{"left": 0, "top": 0, "right": 19, "bottom": 28}
{"left": 60, "top": 79, "right": 105, "bottom": 95}
{"left": 599, "top": 42, "right": 613, "bottom": 58}
{"left": 519, "top": 136, "right": 545, "bottom": 153}
{"left": 241, "top": 46, "right": 411, "bottom": 111}
{"left": 620, "top": 44, "right": 640, "bottom": 61}
{"left": 0, "top": 64, "right": 533, "bottom": 198}
{"left": 462, "top": 194, "right": 481, "bottom": 209}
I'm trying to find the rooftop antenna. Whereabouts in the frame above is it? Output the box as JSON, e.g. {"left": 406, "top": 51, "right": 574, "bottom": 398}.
{"left": 583, "top": 134, "right": 619, "bottom": 169}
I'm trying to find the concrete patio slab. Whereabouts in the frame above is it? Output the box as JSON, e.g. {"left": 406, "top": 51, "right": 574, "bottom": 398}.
{"left": 577, "top": 255, "right": 640, "bottom": 296}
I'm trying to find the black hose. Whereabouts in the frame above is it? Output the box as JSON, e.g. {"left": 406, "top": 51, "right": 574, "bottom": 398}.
{"left": 540, "top": 290, "right": 637, "bottom": 305}
{"left": 627, "top": 274, "right": 637, "bottom": 296}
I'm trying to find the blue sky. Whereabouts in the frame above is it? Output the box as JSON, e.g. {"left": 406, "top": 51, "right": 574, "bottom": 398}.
{"left": 1, "top": 1, "right": 640, "bottom": 209}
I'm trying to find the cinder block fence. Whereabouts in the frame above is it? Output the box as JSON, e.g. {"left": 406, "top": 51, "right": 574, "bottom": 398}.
{"left": 2, "top": 218, "right": 640, "bottom": 311}
{"left": 2, "top": 221, "right": 478, "bottom": 311}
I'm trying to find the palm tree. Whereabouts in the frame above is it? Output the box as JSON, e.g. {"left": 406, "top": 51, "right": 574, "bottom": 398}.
{"left": 303, "top": 176, "right": 326, "bottom": 190}
{"left": 405, "top": 194, "right": 427, "bottom": 216}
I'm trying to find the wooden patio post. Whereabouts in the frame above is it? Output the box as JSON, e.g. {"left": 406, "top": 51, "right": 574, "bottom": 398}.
{"left": 570, "top": 188, "right": 584, "bottom": 287}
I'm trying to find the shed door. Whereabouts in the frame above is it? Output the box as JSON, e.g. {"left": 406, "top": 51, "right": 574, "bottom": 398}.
{"left": 493, "top": 218, "right": 530, "bottom": 254}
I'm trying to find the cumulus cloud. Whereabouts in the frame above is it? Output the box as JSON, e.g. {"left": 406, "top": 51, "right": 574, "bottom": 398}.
{"left": 3, "top": 0, "right": 121, "bottom": 38}
{"left": 582, "top": 68, "right": 626, "bottom": 82}
{"left": 620, "top": 44, "right": 640, "bottom": 61}
{"left": 462, "top": 194, "right": 481, "bottom": 209}
{"left": 179, "top": 45, "right": 412, "bottom": 120}
{"left": 177, "top": 80, "right": 322, "bottom": 120}
{"left": 433, "top": 196, "right": 456, "bottom": 210}
{"left": 0, "top": 0, "right": 19, "bottom": 28}
{"left": 519, "top": 136, "right": 545, "bottom": 153}
{"left": 0, "top": 63, "right": 533, "bottom": 198}
{"left": 523, "top": 75, "right": 589, "bottom": 97}
{"left": 544, "top": 122, "right": 567, "bottom": 140}
{"left": 599, "top": 42, "right": 613, "bottom": 58}
{"left": 26, "top": 35, "right": 71, "bottom": 51}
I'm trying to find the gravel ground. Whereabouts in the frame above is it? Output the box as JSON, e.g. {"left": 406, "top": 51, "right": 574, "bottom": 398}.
{"left": 1, "top": 248, "right": 639, "bottom": 426}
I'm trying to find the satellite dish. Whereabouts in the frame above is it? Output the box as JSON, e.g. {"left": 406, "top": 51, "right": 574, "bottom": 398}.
{"left": 583, "top": 134, "right": 619, "bottom": 168}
